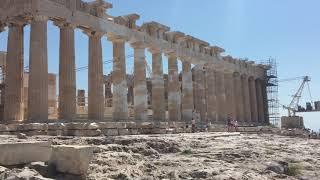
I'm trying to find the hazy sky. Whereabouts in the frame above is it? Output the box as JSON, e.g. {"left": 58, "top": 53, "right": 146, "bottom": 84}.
{"left": 0, "top": 0, "right": 319, "bottom": 130}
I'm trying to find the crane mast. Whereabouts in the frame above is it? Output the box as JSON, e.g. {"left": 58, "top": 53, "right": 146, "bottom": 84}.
{"left": 282, "top": 76, "right": 311, "bottom": 116}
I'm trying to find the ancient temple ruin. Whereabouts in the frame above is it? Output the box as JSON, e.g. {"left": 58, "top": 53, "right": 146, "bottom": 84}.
{"left": 0, "top": 0, "right": 269, "bottom": 127}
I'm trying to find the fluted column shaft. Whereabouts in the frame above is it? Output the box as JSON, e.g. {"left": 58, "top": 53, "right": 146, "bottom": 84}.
{"left": 111, "top": 39, "right": 128, "bottom": 121}
{"left": 242, "top": 75, "right": 252, "bottom": 123}
{"left": 167, "top": 53, "right": 181, "bottom": 122}
{"left": 234, "top": 73, "right": 244, "bottom": 122}
{"left": 28, "top": 16, "right": 48, "bottom": 122}
{"left": 181, "top": 61, "right": 194, "bottom": 123}
{"left": 215, "top": 71, "right": 227, "bottom": 123}
{"left": 132, "top": 43, "right": 148, "bottom": 121}
{"left": 4, "top": 22, "right": 24, "bottom": 121}
{"left": 256, "top": 79, "right": 265, "bottom": 123}
{"left": 262, "top": 81, "right": 269, "bottom": 124}
{"left": 88, "top": 32, "right": 104, "bottom": 120}
{"left": 194, "top": 66, "right": 206, "bottom": 122}
{"left": 225, "top": 73, "right": 236, "bottom": 119}
{"left": 206, "top": 65, "right": 217, "bottom": 123}
{"left": 249, "top": 78, "right": 258, "bottom": 123}
{"left": 150, "top": 49, "right": 165, "bottom": 122}
{"left": 58, "top": 23, "right": 76, "bottom": 120}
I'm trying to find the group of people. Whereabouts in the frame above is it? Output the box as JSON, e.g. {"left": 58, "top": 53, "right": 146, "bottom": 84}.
{"left": 190, "top": 110, "right": 239, "bottom": 133}
{"left": 227, "top": 116, "right": 239, "bottom": 132}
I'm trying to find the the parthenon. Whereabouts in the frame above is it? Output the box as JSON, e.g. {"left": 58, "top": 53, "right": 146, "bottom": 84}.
{"left": 0, "top": 0, "right": 269, "bottom": 126}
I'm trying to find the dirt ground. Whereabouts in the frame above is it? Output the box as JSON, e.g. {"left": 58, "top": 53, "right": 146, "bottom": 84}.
{"left": 1, "top": 132, "right": 320, "bottom": 180}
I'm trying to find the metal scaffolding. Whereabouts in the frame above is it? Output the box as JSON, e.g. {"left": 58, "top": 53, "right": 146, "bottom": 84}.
{"left": 262, "top": 58, "right": 280, "bottom": 127}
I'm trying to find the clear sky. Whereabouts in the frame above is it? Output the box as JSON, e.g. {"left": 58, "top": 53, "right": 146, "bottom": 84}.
{"left": 0, "top": 0, "right": 319, "bottom": 130}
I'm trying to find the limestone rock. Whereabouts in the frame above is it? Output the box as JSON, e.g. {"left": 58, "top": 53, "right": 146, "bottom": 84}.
{"left": 49, "top": 145, "right": 93, "bottom": 176}
{"left": 0, "top": 142, "right": 52, "bottom": 166}
{"left": 17, "top": 133, "right": 28, "bottom": 139}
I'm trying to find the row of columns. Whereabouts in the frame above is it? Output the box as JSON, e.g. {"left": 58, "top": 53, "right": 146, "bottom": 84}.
{"left": 1, "top": 17, "right": 268, "bottom": 124}
{"left": 193, "top": 66, "right": 268, "bottom": 125}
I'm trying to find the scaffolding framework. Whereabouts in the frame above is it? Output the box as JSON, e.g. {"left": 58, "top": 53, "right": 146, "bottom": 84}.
{"left": 262, "top": 58, "right": 280, "bottom": 127}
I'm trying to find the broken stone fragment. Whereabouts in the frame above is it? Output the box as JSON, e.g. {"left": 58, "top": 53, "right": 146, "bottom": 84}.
{"left": 49, "top": 145, "right": 93, "bottom": 176}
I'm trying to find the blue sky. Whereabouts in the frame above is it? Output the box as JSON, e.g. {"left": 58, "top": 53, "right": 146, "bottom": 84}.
{"left": 0, "top": 0, "right": 319, "bottom": 130}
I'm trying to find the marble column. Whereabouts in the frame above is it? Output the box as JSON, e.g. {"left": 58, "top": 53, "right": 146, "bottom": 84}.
{"left": 256, "top": 79, "right": 265, "bottom": 123}
{"left": 262, "top": 80, "right": 269, "bottom": 124}
{"left": 88, "top": 32, "right": 104, "bottom": 120}
{"left": 4, "top": 22, "right": 24, "bottom": 121}
{"left": 150, "top": 49, "right": 165, "bottom": 122}
{"left": 242, "top": 75, "right": 252, "bottom": 123}
{"left": 225, "top": 72, "right": 236, "bottom": 119}
{"left": 56, "top": 22, "right": 76, "bottom": 120}
{"left": 249, "top": 77, "right": 258, "bottom": 123}
{"left": 181, "top": 61, "right": 194, "bottom": 123}
{"left": 215, "top": 70, "right": 227, "bottom": 123}
{"left": 167, "top": 53, "right": 181, "bottom": 122}
{"left": 132, "top": 42, "right": 148, "bottom": 121}
{"left": 110, "top": 37, "right": 128, "bottom": 121}
{"left": 194, "top": 65, "right": 206, "bottom": 122}
{"left": 234, "top": 73, "right": 244, "bottom": 122}
{"left": 206, "top": 65, "right": 217, "bottom": 123}
{"left": 28, "top": 16, "right": 48, "bottom": 122}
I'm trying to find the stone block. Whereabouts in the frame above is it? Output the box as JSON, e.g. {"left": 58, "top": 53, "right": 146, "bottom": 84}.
{"left": 118, "top": 129, "right": 130, "bottom": 135}
{"left": 49, "top": 145, "right": 93, "bottom": 176}
{"left": 0, "top": 142, "right": 52, "bottom": 166}
{"left": 103, "top": 129, "right": 119, "bottom": 136}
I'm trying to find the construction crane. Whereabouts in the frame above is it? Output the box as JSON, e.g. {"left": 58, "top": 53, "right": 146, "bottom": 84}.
{"left": 279, "top": 76, "right": 313, "bottom": 116}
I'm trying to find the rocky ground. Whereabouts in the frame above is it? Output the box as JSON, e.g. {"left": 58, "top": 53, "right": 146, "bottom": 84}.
{"left": 1, "top": 132, "right": 320, "bottom": 180}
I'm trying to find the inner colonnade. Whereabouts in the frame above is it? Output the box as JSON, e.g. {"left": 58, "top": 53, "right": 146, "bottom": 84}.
{"left": 0, "top": 0, "right": 269, "bottom": 126}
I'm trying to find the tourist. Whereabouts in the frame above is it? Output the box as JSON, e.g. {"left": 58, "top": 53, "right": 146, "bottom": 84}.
{"left": 227, "top": 115, "right": 233, "bottom": 132}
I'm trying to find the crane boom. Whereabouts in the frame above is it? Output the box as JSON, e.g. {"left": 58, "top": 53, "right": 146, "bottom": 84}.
{"left": 283, "top": 76, "right": 311, "bottom": 116}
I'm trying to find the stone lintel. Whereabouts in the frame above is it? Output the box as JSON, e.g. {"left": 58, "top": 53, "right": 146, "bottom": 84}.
{"left": 141, "top": 21, "right": 170, "bottom": 32}
{"left": 165, "top": 31, "right": 185, "bottom": 43}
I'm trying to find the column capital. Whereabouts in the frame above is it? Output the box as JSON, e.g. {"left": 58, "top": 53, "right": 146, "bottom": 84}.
{"left": 53, "top": 20, "right": 76, "bottom": 29}
{"left": 233, "top": 72, "right": 241, "bottom": 77}
{"left": 130, "top": 41, "right": 147, "bottom": 49}
{"left": 31, "top": 15, "right": 48, "bottom": 22}
{"left": 83, "top": 29, "right": 104, "bottom": 37}
{"left": 107, "top": 34, "right": 126, "bottom": 43}
{"left": 164, "top": 51, "right": 177, "bottom": 58}
{"left": 6, "top": 16, "right": 29, "bottom": 27}
{"left": 241, "top": 73, "right": 249, "bottom": 79}
{"left": 148, "top": 47, "right": 162, "bottom": 54}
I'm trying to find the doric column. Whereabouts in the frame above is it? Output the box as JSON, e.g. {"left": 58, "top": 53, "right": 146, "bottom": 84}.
{"left": 256, "top": 79, "right": 265, "bottom": 123}
{"left": 109, "top": 36, "right": 128, "bottom": 121}
{"left": 87, "top": 31, "right": 104, "bottom": 120}
{"left": 28, "top": 16, "right": 48, "bottom": 122}
{"left": 149, "top": 48, "right": 165, "bottom": 122}
{"left": 205, "top": 65, "right": 217, "bottom": 123}
{"left": 194, "top": 65, "right": 206, "bottom": 122}
{"left": 167, "top": 52, "right": 181, "bottom": 122}
{"left": 4, "top": 21, "right": 25, "bottom": 122}
{"left": 56, "top": 22, "right": 76, "bottom": 120}
{"left": 234, "top": 72, "right": 244, "bottom": 122}
{"left": 131, "top": 42, "right": 148, "bottom": 121}
{"left": 215, "top": 70, "right": 227, "bottom": 123}
{"left": 225, "top": 72, "right": 236, "bottom": 119}
{"left": 241, "top": 75, "right": 252, "bottom": 123}
{"left": 249, "top": 77, "right": 258, "bottom": 123}
{"left": 181, "top": 61, "right": 194, "bottom": 123}
{"left": 262, "top": 80, "right": 269, "bottom": 124}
